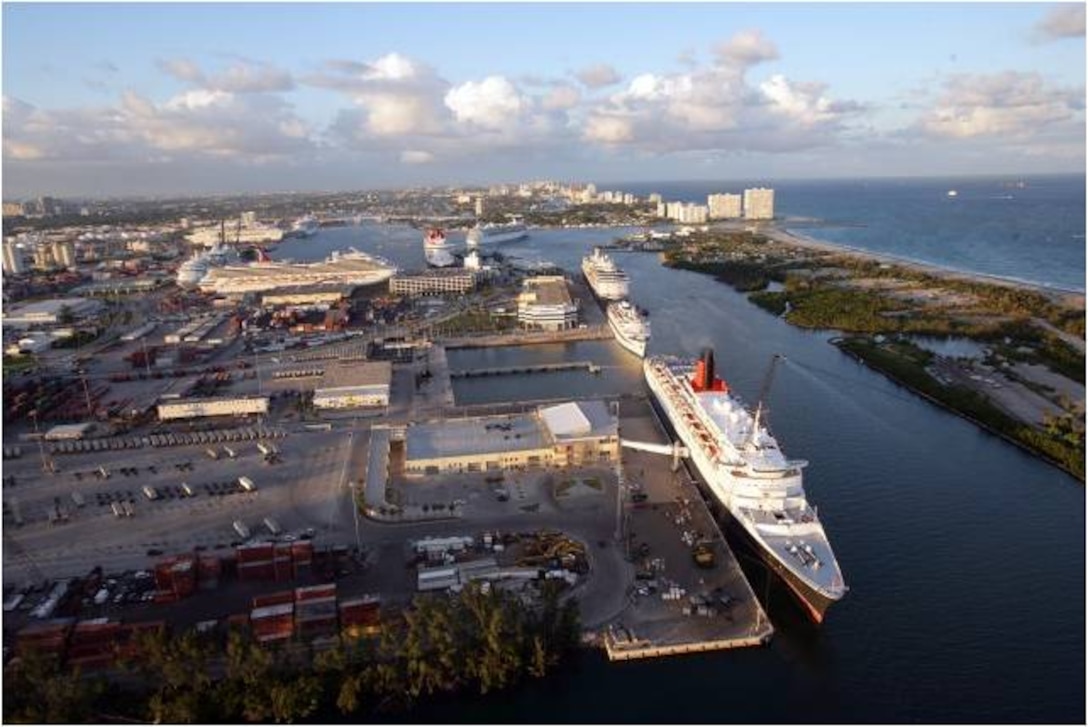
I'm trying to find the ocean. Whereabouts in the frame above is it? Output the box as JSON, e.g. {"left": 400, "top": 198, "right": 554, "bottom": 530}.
{"left": 617, "top": 174, "right": 1086, "bottom": 292}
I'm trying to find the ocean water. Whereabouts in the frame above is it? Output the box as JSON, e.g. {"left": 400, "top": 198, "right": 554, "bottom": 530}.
{"left": 617, "top": 175, "right": 1086, "bottom": 292}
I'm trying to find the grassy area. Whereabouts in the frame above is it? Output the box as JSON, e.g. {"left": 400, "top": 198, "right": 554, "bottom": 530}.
{"left": 837, "top": 337, "right": 1084, "bottom": 480}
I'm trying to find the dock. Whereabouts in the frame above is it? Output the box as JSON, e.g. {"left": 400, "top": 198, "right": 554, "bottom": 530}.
{"left": 602, "top": 397, "right": 773, "bottom": 661}
{"left": 441, "top": 324, "right": 612, "bottom": 349}
{"left": 449, "top": 361, "right": 601, "bottom": 378}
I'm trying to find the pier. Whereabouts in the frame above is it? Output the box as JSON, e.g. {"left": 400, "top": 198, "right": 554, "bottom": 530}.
{"left": 440, "top": 324, "right": 612, "bottom": 349}
{"left": 449, "top": 360, "right": 601, "bottom": 378}
{"left": 600, "top": 397, "right": 772, "bottom": 661}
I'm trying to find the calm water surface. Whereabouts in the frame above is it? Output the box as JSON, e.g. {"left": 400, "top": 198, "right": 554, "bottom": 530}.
{"left": 285, "top": 222, "right": 1084, "bottom": 723}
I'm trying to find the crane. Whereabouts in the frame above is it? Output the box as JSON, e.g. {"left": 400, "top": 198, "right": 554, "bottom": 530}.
{"left": 748, "top": 354, "right": 785, "bottom": 447}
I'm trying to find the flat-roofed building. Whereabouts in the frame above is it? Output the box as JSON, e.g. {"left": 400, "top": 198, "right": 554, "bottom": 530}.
{"left": 312, "top": 360, "right": 392, "bottom": 410}
{"left": 743, "top": 187, "right": 775, "bottom": 220}
{"left": 390, "top": 269, "right": 477, "bottom": 296}
{"left": 157, "top": 396, "right": 269, "bottom": 421}
{"left": 262, "top": 288, "right": 350, "bottom": 308}
{"left": 404, "top": 399, "right": 618, "bottom": 475}
{"left": 708, "top": 193, "right": 742, "bottom": 219}
{"left": 2, "top": 297, "right": 103, "bottom": 328}
{"left": 517, "top": 275, "right": 578, "bottom": 331}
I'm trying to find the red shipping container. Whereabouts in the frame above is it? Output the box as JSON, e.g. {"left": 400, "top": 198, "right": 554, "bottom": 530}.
{"left": 252, "top": 590, "right": 294, "bottom": 609}
{"left": 295, "top": 583, "right": 337, "bottom": 602}
{"left": 237, "top": 543, "right": 274, "bottom": 563}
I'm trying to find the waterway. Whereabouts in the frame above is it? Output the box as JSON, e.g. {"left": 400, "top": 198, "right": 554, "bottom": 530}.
{"left": 284, "top": 223, "right": 1084, "bottom": 722}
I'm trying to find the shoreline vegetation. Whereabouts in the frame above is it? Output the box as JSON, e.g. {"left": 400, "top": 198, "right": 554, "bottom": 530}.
{"left": 2, "top": 583, "right": 581, "bottom": 723}
{"left": 641, "top": 222, "right": 1084, "bottom": 481}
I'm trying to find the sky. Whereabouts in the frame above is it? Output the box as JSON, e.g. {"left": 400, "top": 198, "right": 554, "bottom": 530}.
{"left": 2, "top": 2, "right": 1085, "bottom": 197}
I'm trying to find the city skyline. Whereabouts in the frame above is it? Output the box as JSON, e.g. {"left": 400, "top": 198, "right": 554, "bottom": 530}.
{"left": 3, "top": 2, "right": 1085, "bottom": 197}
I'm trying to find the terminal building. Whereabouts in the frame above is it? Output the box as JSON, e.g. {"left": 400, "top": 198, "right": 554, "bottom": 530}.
{"left": 157, "top": 396, "right": 269, "bottom": 421}
{"left": 390, "top": 269, "right": 477, "bottom": 297}
{"left": 517, "top": 276, "right": 578, "bottom": 331}
{"left": 403, "top": 400, "right": 618, "bottom": 475}
{"left": 263, "top": 360, "right": 393, "bottom": 412}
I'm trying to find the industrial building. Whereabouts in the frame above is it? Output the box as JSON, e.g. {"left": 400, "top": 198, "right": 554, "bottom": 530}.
{"left": 157, "top": 396, "right": 269, "bottom": 421}
{"left": 390, "top": 269, "right": 477, "bottom": 296}
{"left": 403, "top": 400, "right": 618, "bottom": 475}
{"left": 262, "top": 360, "right": 392, "bottom": 411}
{"left": 517, "top": 276, "right": 578, "bottom": 331}
{"left": 2, "top": 297, "right": 103, "bottom": 328}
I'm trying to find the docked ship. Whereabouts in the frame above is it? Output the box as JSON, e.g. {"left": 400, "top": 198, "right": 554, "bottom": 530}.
{"left": 291, "top": 215, "right": 320, "bottom": 238}
{"left": 644, "top": 350, "right": 847, "bottom": 622}
{"left": 186, "top": 222, "right": 284, "bottom": 247}
{"left": 175, "top": 244, "right": 240, "bottom": 289}
{"left": 581, "top": 247, "right": 629, "bottom": 301}
{"left": 423, "top": 228, "right": 456, "bottom": 268}
{"left": 466, "top": 220, "right": 528, "bottom": 249}
{"left": 607, "top": 301, "right": 651, "bottom": 358}
{"left": 198, "top": 248, "right": 395, "bottom": 295}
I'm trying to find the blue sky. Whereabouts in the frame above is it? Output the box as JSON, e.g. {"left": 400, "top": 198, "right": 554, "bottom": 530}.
{"left": 3, "top": 3, "right": 1085, "bottom": 196}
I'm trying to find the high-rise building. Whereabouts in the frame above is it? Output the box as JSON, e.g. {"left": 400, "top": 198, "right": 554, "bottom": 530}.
{"left": 241, "top": 211, "right": 258, "bottom": 228}
{"left": 743, "top": 188, "right": 775, "bottom": 220}
{"left": 657, "top": 201, "right": 668, "bottom": 218}
{"left": 2, "top": 202, "right": 25, "bottom": 217}
{"left": 677, "top": 204, "right": 709, "bottom": 225}
{"left": 648, "top": 193, "right": 663, "bottom": 205}
{"left": 708, "top": 193, "right": 743, "bottom": 219}
{"left": 2, "top": 239, "right": 25, "bottom": 275}
{"left": 475, "top": 196, "right": 485, "bottom": 217}
{"left": 33, "top": 242, "right": 55, "bottom": 271}
{"left": 52, "top": 241, "right": 76, "bottom": 270}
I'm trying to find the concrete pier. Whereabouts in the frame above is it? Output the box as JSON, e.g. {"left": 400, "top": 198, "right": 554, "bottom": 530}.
{"left": 449, "top": 360, "right": 600, "bottom": 378}
{"left": 602, "top": 397, "right": 773, "bottom": 661}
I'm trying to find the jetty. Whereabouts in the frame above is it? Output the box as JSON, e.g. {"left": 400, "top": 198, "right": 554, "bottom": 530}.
{"left": 449, "top": 361, "right": 601, "bottom": 378}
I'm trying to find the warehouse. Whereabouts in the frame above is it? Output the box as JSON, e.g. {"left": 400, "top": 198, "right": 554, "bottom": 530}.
{"left": 2, "top": 297, "right": 103, "bottom": 328}
{"left": 263, "top": 360, "right": 392, "bottom": 411}
{"left": 403, "top": 399, "right": 618, "bottom": 475}
{"left": 157, "top": 396, "right": 269, "bottom": 421}
{"left": 516, "top": 276, "right": 578, "bottom": 330}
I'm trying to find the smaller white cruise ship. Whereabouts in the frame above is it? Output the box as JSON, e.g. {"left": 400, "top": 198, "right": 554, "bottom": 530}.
{"left": 423, "top": 228, "right": 456, "bottom": 268}
{"left": 175, "top": 243, "right": 240, "bottom": 289}
{"left": 607, "top": 301, "right": 651, "bottom": 358}
{"left": 581, "top": 247, "right": 630, "bottom": 301}
{"left": 466, "top": 220, "right": 528, "bottom": 249}
{"left": 292, "top": 215, "right": 320, "bottom": 237}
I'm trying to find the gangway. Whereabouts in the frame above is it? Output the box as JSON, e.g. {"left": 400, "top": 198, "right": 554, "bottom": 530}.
{"left": 620, "top": 438, "right": 688, "bottom": 471}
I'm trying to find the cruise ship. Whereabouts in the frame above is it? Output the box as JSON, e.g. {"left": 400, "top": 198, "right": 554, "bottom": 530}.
{"left": 291, "top": 215, "right": 320, "bottom": 238}
{"left": 607, "top": 301, "right": 651, "bottom": 358}
{"left": 187, "top": 223, "right": 284, "bottom": 247}
{"left": 198, "top": 248, "right": 395, "bottom": 295}
{"left": 581, "top": 247, "right": 629, "bottom": 301}
{"left": 466, "top": 220, "right": 528, "bottom": 249}
{"left": 644, "top": 350, "right": 847, "bottom": 622}
{"left": 175, "top": 244, "right": 240, "bottom": 289}
{"left": 423, "top": 228, "right": 456, "bottom": 268}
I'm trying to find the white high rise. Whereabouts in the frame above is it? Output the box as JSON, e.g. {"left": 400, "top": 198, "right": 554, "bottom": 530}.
{"left": 743, "top": 188, "right": 775, "bottom": 220}
{"left": 52, "top": 241, "right": 75, "bottom": 269}
{"left": 708, "top": 193, "right": 743, "bottom": 219}
{"left": 3, "top": 240, "right": 25, "bottom": 275}
{"left": 475, "top": 196, "right": 485, "bottom": 216}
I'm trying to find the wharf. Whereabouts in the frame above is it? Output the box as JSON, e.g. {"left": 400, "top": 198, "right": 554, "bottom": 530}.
{"left": 602, "top": 397, "right": 772, "bottom": 661}
{"left": 441, "top": 324, "right": 611, "bottom": 349}
{"left": 449, "top": 360, "right": 600, "bottom": 378}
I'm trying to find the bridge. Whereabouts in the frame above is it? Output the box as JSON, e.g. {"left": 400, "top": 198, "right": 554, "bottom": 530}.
{"left": 620, "top": 438, "right": 688, "bottom": 471}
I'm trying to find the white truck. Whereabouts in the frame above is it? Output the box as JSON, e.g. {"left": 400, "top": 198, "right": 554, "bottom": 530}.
{"left": 238, "top": 476, "right": 256, "bottom": 492}
{"left": 142, "top": 485, "right": 160, "bottom": 501}
{"left": 263, "top": 517, "right": 282, "bottom": 536}
{"left": 233, "top": 520, "right": 251, "bottom": 540}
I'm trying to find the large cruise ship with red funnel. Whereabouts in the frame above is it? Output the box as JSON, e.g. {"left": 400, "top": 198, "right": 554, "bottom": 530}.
{"left": 644, "top": 349, "right": 847, "bottom": 622}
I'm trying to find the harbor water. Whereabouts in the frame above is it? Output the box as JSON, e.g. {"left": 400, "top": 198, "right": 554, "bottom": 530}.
{"left": 282, "top": 217, "right": 1084, "bottom": 723}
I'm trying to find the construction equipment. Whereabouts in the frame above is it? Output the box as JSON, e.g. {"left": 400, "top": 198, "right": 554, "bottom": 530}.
{"left": 692, "top": 540, "right": 716, "bottom": 569}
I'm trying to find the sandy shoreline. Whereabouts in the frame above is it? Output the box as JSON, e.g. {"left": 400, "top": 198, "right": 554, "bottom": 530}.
{"left": 758, "top": 223, "right": 1085, "bottom": 303}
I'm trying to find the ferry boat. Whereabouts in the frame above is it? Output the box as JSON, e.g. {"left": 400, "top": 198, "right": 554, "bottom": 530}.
{"left": 581, "top": 247, "right": 629, "bottom": 301}
{"left": 423, "top": 228, "right": 456, "bottom": 268}
{"left": 607, "top": 300, "right": 650, "bottom": 358}
{"left": 644, "top": 349, "right": 847, "bottom": 622}
{"left": 466, "top": 220, "right": 528, "bottom": 249}
{"left": 198, "top": 248, "right": 395, "bottom": 295}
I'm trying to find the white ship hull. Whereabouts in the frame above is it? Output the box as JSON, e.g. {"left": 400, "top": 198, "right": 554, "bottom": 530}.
{"left": 607, "top": 302, "right": 649, "bottom": 358}
{"left": 582, "top": 248, "right": 630, "bottom": 301}
{"left": 425, "top": 246, "right": 457, "bottom": 267}
{"left": 199, "top": 249, "right": 395, "bottom": 295}
{"left": 643, "top": 354, "right": 846, "bottom": 622}
{"left": 466, "top": 223, "right": 528, "bottom": 249}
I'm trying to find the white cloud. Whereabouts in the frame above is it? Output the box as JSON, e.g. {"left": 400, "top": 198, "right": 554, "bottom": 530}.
{"left": 916, "top": 71, "right": 1082, "bottom": 139}
{"left": 542, "top": 84, "right": 581, "bottom": 111}
{"left": 760, "top": 75, "right": 835, "bottom": 125}
{"left": 1032, "top": 5, "right": 1085, "bottom": 42}
{"left": 445, "top": 76, "right": 526, "bottom": 130}
{"left": 576, "top": 63, "right": 621, "bottom": 89}
{"left": 583, "top": 115, "right": 635, "bottom": 144}
{"left": 157, "top": 57, "right": 294, "bottom": 93}
{"left": 400, "top": 149, "right": 434, "bottom": 164}
{"left": 714, "top": 29, "right": 779, "bottom": 68}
